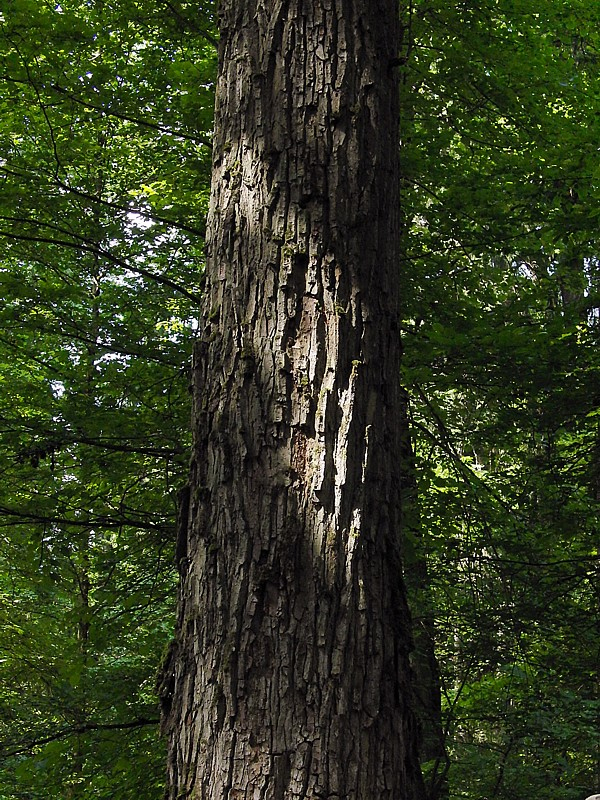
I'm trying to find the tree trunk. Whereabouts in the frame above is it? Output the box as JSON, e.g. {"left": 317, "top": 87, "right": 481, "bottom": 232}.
{"left": 162, "top": 1, "right": 425, "bottom": 797}
{"left": 399, "top": 397, "right": 449, "bottom": 800}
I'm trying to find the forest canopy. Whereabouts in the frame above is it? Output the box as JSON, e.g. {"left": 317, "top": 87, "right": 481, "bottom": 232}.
{"left": 0, "top": 1, "right": 598, "bottom": 798}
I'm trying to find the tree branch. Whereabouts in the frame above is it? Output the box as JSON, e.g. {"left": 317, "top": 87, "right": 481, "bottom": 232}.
{"left": 1, "top": 718, "right": 160, "bottom": 759}
{"left": 0, "top": 163, "right": 206, "bottom": 239}
{"left": 0, "top": 227, "right": 203, "bottom": 305}
{"left": 50, "top": 83, "right": 213, "bottom": 149}
{"left": 0, "top": 504, "right": 170, "bottom": 532}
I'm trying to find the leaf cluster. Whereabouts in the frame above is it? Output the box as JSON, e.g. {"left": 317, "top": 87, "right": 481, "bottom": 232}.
{"left": 0, "top": 1, "right": 216, "bottom": 797}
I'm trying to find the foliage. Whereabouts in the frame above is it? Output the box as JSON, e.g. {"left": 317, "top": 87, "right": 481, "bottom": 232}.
{"left": 400, "top": 2, "right": 600, "bottom": 798}
{"left": 1, "top": 1, "right": 599, "bottom": 799}
{"left": 0, "top": 1, "right": 215, "bottom": 796}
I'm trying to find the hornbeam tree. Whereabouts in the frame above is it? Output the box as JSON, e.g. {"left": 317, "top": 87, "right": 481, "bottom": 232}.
{"left": 160, "top": 1, "right": 425, "bottom": 797}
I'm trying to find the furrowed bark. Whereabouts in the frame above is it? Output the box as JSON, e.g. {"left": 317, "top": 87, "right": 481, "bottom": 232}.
{"left": 163, "top": 2, "right": 425, "bottom": 797}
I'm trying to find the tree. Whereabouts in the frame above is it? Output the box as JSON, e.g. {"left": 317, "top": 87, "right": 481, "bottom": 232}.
{"left": 3, "top": 2, "right": 599, "bottom": 798}
{"left": 160, "top": 1, "right": 426, "bottom": 797}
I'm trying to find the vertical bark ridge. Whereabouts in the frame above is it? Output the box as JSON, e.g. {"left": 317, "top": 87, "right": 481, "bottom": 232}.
{"left": 164, "top": 1, "right": 425, "bottom": 798}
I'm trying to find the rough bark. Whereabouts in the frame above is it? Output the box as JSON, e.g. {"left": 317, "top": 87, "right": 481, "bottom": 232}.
{"left": 162, "top": 1, "right": 425, "bottom": 797}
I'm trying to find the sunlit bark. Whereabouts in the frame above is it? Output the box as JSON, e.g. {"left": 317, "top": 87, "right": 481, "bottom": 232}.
{"left": 162, "top": 2, "right": 424, "bottom": 797}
